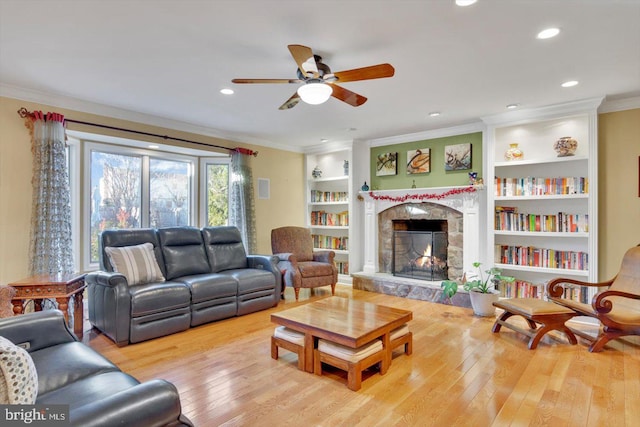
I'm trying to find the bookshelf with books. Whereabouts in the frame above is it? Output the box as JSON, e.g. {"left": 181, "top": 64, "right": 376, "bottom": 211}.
{"left": 306, "top": 148, "right": 352, "bottom": 283}
{"left": 483, "top": 98, "right": 601, "bottom": 303}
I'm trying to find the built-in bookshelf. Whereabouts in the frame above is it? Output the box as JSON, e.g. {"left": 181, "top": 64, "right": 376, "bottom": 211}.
{"left": 483, "top": 98, "right": 602, "bottom": 303}
{"left": 306, "top": 148, "right": 352, "bottom": 283}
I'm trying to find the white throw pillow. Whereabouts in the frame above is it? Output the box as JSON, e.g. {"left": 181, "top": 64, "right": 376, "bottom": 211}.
{"left": 0, "top": 336, "right": 38, "bottom": 404}
{"left": 105, "top": 242, "right": 165, "bottom": 285}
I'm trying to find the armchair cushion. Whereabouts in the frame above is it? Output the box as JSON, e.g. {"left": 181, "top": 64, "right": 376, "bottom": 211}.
{"left": 298, "top": 261, "right": 335, "bottom": 278}
{"left": 105, "top": 243, "right": 165, "bottom": 285}
{"left": 0, "top": 336, "right": 38, "bottom": 404}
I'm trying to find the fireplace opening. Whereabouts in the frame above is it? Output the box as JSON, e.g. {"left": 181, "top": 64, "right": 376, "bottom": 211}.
{"left": 392, "top": 219, "right": 448, "bottom": 281}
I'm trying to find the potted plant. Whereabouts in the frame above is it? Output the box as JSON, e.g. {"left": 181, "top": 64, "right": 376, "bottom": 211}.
{"left": 441, "top": 262, "right": 514, "bottom": 316}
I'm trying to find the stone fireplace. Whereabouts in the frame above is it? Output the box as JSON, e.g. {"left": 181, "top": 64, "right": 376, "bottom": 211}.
{"left": 353, "top": 186, "right": 483, "bottom": 307}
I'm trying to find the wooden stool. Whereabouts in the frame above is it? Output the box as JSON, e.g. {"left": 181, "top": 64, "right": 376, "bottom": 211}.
{"left": 492, "top": 298, "right": 578, "bottom": 350}
{"left": 314, "top": 339, "right": 385, "bottom": 391}
{"left": 271, "top": 326, "right": 306, "bottom": 370}
{"left": 390, "top": 324, "right": 412, "bottom": 356}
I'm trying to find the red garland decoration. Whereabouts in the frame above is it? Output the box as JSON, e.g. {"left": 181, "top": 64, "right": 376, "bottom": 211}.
{"left": 368, "top": 186, "right": 477, "bottom": 202}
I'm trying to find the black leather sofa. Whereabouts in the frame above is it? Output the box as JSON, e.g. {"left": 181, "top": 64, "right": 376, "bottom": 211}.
{"left": 86, "top": 226, "right": 281, "bottom": 346}
{"left": 0, "top": 310, "right": 193, "bottom": 427}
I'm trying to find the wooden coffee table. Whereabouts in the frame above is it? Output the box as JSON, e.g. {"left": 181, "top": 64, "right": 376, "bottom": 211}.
{"left": 271, "top": 296, "right": 413, "bottom": 373}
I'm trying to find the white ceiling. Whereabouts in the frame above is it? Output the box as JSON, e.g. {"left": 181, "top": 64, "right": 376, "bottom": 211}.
{"left": 1, "top": 0, "right": 639, "bottom": 152}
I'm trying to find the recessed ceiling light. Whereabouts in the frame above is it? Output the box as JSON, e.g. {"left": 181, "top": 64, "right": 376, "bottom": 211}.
{"left": 506, "top": 104, "right": 519, "bottom": 109}
{"left": 456, "top": 0, "right": 477, "bottom": 6}
{"left": 220, "top": 88, "right": 234, "bottom": 95}
{"left": 537, "top": 28, "right": 560, "bottom": 39}
{"left": 320, "top": 138, "right": 329, "bottom": 143}
{"left": 561, "top": 80, "right": 579, "bottom": 88}
{"left": 148, "top": 145, "right": 159, "bottom": 149}
{"left": 428, "top": 112, "right": 441, "bottom": 117}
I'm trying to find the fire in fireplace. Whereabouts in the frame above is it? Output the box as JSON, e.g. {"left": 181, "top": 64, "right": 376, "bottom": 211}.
{"left": 392, "top": 219, "right": 448, "bottom": 281}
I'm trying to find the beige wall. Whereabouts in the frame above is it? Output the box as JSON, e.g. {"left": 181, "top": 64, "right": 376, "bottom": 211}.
{"left": 598, "top": 108, "right": 640, "bottom": 280}
{"left": 0, "top": 96, "right": 305, "bottom": 285}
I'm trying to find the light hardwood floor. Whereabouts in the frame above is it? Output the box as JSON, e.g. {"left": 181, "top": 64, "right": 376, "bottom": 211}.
{"left": 83, "top": 285, "right": 640, "bottom": 426}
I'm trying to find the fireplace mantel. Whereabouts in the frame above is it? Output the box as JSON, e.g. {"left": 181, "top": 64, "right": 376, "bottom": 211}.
{"left": 359, "top": 185, "right": 484, "bottom": 276}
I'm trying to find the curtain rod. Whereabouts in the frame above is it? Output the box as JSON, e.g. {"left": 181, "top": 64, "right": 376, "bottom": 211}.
{"left": 16, "top": 107, "right": 258, "bottom": 157}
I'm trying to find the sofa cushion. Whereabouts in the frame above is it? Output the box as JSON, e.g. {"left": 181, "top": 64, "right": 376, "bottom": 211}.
{"left": 202, "top": 227, "right": 248, "bottom": 272}
{"left": 158, "top": 227, "right": 211, "bottom": 280}
{"left": 29, "top": 342, "right": 119, "bottom": 396}
{"left": 298, "top": 261, "right": 335, "bottom": 278}
{"left": 175, "top": 273, "right": 238, "bottom": 303}
{"left": 0, "top": 336, "right": 38, "bottom": 404}
{"left": 129, "top": 282, "right": 191, "bottom": 317}
{"left": 224, "top": 269, "right": 275, "bottom": 295}
{"left": 105, "top": 243, "right": 165, "bottom": 285}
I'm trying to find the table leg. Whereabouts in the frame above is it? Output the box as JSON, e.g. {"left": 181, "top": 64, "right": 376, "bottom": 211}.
{"left": 56, "top": 297, "right": 71, "bottom": 327}
{"left": 380, "top": 333, "right": 390, "bottom": 375}
{"left": 12, "top": 300, "right": 23, "bottom": 316}
{"left": 73, "top": 292, "right": 84, "bottom": 336}
{"left": 304, "top": 333, "right": 314, "bottom": 373}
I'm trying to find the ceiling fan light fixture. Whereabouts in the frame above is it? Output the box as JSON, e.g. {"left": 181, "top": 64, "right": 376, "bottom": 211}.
{"left": 297, "top": 82, "right": 333, "bottom": 105}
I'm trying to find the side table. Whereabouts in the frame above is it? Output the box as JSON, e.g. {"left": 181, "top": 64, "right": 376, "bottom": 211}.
{"left": 9, "top": 273, "right": 87, "bottom": 337}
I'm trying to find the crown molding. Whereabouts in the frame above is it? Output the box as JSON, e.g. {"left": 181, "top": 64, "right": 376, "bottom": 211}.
{"left": 303, "top": 140, "right": 353, "bottom": 155}
{"left": 599, "top": 95, "right": 640, "bottom": 114}
{"left": 367, "top": 122, "right": 485, "bottom": 147}
{"left": 481, "top": 97, "right": 605, "bottom": 127}
{"left": 0, "top": 83, "right": 301, "bottom": 153}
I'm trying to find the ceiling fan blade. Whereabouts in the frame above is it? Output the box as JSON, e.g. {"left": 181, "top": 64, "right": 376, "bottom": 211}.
{"left": 333, "top": 63, "right": 395, "bottom": 83}
{"left": 330, "top": 84, "right": 367, "bottom": 107}
{"left": 279, "top": 92, "right": 301, "bottom": 110}
{"left": 288, "top": 44, "right": 319, "bottom": 78}
{"left": 232, "top": 78, "right": 301, "bottom": 84}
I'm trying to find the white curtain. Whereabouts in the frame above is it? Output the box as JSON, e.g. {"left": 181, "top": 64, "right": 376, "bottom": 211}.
{"left": 229, "top": 151, "right": 257, "bottom": 253}
{"left": 28, "top": 111, "right": 74, "bottom": 276}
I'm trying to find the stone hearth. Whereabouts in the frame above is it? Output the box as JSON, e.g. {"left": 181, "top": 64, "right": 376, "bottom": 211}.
{"left": 352, "top": 272, "right": 471, "bottom": 308}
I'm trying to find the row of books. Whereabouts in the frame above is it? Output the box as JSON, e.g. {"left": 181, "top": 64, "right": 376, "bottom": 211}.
{"left": 335, "top": 261, "right": 349, "bottom": 275}
{"left": 495, "top": 245, "right": 588, "bottom": 270}
{"left": 311, "top": 234, "right": 349, "bottom": 251}
{"left": 310, "top": 190, "right": 348, "bottom": 203}
{"left": 498, "top": 280, "right": 588, "bottom": 303}
{"left": 499, "top": 280, "right": 543, "bottom": 299}
{"left": 494, "top": 176, "right": 588, "bottom": 197}
{"left": 495, "top": 206, "right": 589, "bottom": 232}
{"left": 310, "top": 210, "right": 349, "bottom": 226}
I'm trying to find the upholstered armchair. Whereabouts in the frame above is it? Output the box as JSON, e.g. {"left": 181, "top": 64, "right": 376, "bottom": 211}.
{"left": 271, "top": 226, "right": 338, "bottom": 301}
{"left": 547, "top": 245, "right": 640, "bottom": 352}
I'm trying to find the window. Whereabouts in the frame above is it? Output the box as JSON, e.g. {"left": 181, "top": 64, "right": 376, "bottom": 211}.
{"left": 200, "top": 158, "right": 230, "bottom": 226}
{"left": 83, "top": 142, "right": 198, "bottom": 267}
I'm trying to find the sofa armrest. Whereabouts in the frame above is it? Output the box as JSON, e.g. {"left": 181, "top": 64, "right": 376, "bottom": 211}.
{"left": 313, "top": 250, "right": 335, "bottom": 264}
{"left": 0, "top": 310, "right": 76, "bottom": 352}
{"left": 273, "top": 252, "right": 297, "bottom": 265}
{"left": 247, "top": 254, "right": 282, "bottom": 297}
{"left": 85, "top": 271, "right": 132, "bottom": 346}
{"left": 70, "top": 379, "right": 193, "bottom": 427}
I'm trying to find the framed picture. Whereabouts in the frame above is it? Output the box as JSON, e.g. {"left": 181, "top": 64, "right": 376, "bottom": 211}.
{"left": 407, "top": 148, "right": 430, "bottom": 174}
{"left": 376, "top": 152, "right": 397, "bottom": 176}
{"left": 444, "top": 143, "right": 472, "bottom": 171}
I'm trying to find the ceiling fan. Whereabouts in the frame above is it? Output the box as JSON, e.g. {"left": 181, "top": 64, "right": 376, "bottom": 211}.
{"left": 232, "top": 44, "right": 395, "bottom": 110}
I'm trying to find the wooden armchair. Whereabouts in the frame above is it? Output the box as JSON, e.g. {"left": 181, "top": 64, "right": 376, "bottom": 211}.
{"left": 547, "top": 245, "right": 640, "bottom": 352}
{"left": 271, "top": 226, "right": 337, "bottom": 301}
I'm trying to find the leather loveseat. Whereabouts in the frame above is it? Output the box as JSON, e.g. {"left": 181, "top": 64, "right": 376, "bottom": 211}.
{"left": 0, "top": 310, "right": 192, "bottom": 427}
{"left": 86, "top": 226, "right": 281, "bottom": 346}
